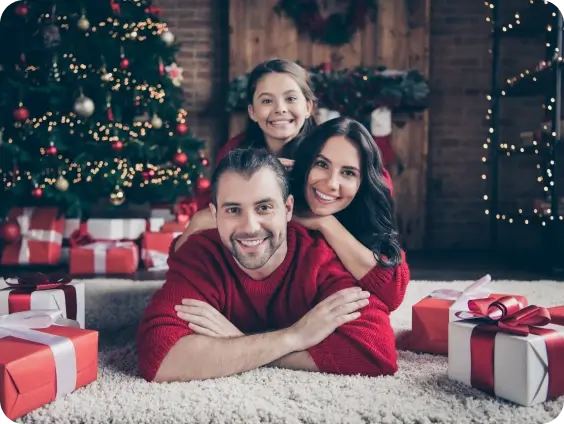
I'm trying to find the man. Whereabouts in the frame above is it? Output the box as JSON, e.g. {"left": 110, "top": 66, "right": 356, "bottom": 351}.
{"left": 137, "top": 148, "right": 398, "bottom": 382}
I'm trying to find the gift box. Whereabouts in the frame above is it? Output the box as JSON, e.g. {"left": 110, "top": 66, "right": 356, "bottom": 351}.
{"left": 0, "top": 310, "right": 98, "bottom": 420}
{"left": 160, "top": 221, "right": 187, "bottom": 233}
{"left": 448, "top": 296, "right": 564, "bottom": 406}
{"left": 549, "top": 306, "right": 564, "bottom": 326}
{"left": 410, "top": 275, "right": 528, "bottom": 355}
{"left": 69, "top": 241, "right": 139, "bottom": 275}
{"left": 63, "top": 218, "right": 147, "bottom": 241}
{"left": 0, "top": 273, "right": 85, "bottom": 328}
{"left": 1, "top": 207, "right": 64, "bottom": 266}
{"left": 142, "top": 231, "right": 182, "bottom": 270}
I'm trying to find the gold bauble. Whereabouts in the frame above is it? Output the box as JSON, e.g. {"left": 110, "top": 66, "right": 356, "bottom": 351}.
{"left": 151, "top": 114, "right": 163, "bottom": 129}
{"left": 77, "top": 16, "right": 90, "bottom": 31}
{"left": 54, "top": 176, "right": 69, "bottom": 192}
{"left": 110, "top": 186, "right": 125, "bottom": 206}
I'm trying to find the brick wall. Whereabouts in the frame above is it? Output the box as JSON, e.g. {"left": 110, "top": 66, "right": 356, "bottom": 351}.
{"left": 153, "top": 0, "right": 554, "bottom": 250}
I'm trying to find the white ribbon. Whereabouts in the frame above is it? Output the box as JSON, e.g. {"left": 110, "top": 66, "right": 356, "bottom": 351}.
{"left": 80, "top": 241, "right": 137, "bottom": 274}
{"left": 16, "top": 207, "right": 63, "bottom": 264}
{"left": 143, "top": 250, "right": 169, "bottom": 271}
{"left": 429, "top": 274, "right": 492, "bottom": 322}
{"left": 0, "top": 310, "right": 78, "bottom": 398}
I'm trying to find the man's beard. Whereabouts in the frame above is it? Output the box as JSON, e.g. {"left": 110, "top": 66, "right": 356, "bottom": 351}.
{"left": 228, "top": 230, "right": 285, "bottom": 270}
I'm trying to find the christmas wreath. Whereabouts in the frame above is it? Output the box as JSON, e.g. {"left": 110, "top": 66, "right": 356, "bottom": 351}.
{"left": 274, "top": 0, "right": 378, "bottom": 46}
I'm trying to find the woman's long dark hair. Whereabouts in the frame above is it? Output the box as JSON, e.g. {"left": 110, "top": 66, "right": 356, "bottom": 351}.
{"left": 288, "top": 117, "right": 403, "bottom": 267}
{"left": 240, "top": 59, "right": 318, "bottom": 151}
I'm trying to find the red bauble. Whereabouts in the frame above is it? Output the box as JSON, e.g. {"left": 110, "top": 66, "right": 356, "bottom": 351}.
{"left": 46, "top": 145, "right": 57, "bottom": 155}
{"left": 0, "top": 221, "right": 21, "bottom": 243}
{"left": 31, "top": 187, "right": 43, "bottom": 198}
{"left": 176, "top": 123, "right": 188, "bottom": 135}
{"left": 148, "top": 169, "right": 155, "bottom": 177}
{"left": 13, "top": 106, "right": 29, "bottom": 121}
{"left": 174, "top": 152, "right": 188, "bottom": 165}
{"left": 112, "top": 140, "right": 124, "bottom": 151}
{"left": 15, "top": 3, "right": 29, "bottom": 16}
{"left": 197, "top": 176, "right": 211, "bottom": 191}
{"left": 201, "top": 157, "right": 209, "bottom": 167}
{"left": 120, "top": 58, "right": 130, "bottom": 69}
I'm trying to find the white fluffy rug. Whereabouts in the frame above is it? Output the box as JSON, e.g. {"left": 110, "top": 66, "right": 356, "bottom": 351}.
{"left": 11, "top": 279, "right": 564, "bottom": 424}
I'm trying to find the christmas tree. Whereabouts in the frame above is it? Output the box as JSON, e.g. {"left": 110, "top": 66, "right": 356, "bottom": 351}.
{"left": 0, "top": 0, "right": 210, "bottom": 221}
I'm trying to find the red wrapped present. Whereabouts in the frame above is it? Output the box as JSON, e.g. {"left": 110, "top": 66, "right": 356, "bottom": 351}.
{"left": 141, "top": 231, "right": 182, "bottom": 270}
{"left": 0, "top": 310, "right": 98, "bottom": 420}
{"left": 0, "top": 273, "right": 85, "bottom": 328}
{"left": 69, "top": 241, "right": 139, "bottom": 275}
{"left": 448, "top": 296, "right": 564, "bottom": 406}
{"left": 64, "top": 219, "right": 146, "bottom": 241}
{"left": 410, "top": 275, "right": 528, "bottom": 355}
{"left": 1, "top": 207, "right": 64, "bottom": 265}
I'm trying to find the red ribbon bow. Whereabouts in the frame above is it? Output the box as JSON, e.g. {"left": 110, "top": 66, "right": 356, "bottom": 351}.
{"left": 458, "top": 296, "right": 551, "bottom": 336}
{"left": 173, "top": 198, "right": 198, "bottom": 224}
{"left": 4, "top": 271, "right": 72, "bottom": 291}
{"left": 69, "top": 222, "right": 95, "bottom": 247}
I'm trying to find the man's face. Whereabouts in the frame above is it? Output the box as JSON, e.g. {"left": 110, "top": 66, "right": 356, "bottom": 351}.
{"left": 211, "top": 167, "right": 293, "bottom": 272}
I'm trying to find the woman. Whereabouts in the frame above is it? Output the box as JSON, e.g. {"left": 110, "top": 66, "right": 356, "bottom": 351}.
{"left": 178, "top": 58, "right": 394, "bottom": 249}
{"left": 287, "top": 117, "right": 409, "bottom": 312}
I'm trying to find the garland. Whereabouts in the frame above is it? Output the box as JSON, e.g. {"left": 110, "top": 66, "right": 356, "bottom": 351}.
{"left": 225, "top": 63, "right": 430, "bottom": 119}
{"left": 274, "top": 0, "right": 378, "bottom": 46}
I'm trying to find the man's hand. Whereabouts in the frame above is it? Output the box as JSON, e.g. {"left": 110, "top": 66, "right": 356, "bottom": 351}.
{"left": 287, "top": 287, "right": 370, "bottom": 351}
{"left": 175, "top": 299, "right": 244, "bottom": 338}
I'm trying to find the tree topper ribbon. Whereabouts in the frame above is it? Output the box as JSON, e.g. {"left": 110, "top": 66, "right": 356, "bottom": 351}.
{"left": 0, "top": 310, "right": 78, "bottom": 398}
{"left": 456, "top": 296, "right": 552, "bottom": 336}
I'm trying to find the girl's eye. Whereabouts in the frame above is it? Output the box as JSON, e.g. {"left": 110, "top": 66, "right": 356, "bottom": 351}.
{"left": 343, "top": 170, "right": 356, "bottom": 177}
{"left": 261, "top": 99, "right": 272, "bottom": 104}
{"left": 286, "top": 96, "right": 297, "bottom": 102}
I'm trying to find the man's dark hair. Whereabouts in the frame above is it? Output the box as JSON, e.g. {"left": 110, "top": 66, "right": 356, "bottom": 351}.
{"left": 210, "top": 148, "right": 289, "bottom": 206}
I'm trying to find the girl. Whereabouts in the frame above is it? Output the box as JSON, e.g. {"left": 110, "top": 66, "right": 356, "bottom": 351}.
{"left": 178, "top": 58, "right": 394, "bottom": 248}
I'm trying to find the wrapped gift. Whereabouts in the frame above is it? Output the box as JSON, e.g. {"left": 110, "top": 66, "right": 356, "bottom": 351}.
{"left": 150, "top": 203, "right": 175, "bottom": 222}
{"left": 448, "top": 296, "right": 564, "bottom": 406}
{"left": 142, "top": 231, "right": 182, "bottom": 270}
{"left": 69, "top": 241, "right": 139, "bottom": 275}
{"left": 0, "top": 310, "right": 98, "bottom": 420}
{"left": 64, "top": 219, "right": 147, "bottom": 241}
{"left": 410, "top": 275, "right": 528, "bottom": 355}
{"left": 0, "top": 273, "right": 85, "bottom": 328}
{"left": 160, "top": 221, "right": 187, "bottom": 233}
{"left": 1, "top": 207, "right": 64, "bottom": 266}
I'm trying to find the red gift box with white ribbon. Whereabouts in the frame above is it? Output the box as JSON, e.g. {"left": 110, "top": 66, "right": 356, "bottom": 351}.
{"left": 0, "top": 310, "right": 98, "bottom": 420}
{"left": 1, "top": 207, "right": 64, "bottom": 266}
{"left": 448, "top": 296, "right": 564, "bottom": 406}
{"left": 69, "top": 241, "right": 139, "bottom": 275}
{"left": 141, "top": 231, "right": 182, "bottom": 270}
{"left": 0, "top": 273, "right": 85, "bottom": 328}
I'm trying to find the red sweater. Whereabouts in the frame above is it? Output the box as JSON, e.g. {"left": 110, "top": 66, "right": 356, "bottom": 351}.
{"left": 196, "top": 133, "right": 394, "bottom": 210}
{"left": 137, "top": 222, "right": 402, "bottom": 382}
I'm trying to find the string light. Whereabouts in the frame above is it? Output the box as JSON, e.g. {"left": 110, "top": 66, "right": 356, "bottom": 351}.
{"left": 483, "top": 0, "right": 563, "bottom": 226}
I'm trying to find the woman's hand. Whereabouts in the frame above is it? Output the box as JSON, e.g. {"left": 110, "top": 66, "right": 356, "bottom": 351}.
{"left": 175, "top": 299, "right": 244, "bottom": 338}
{"left": 292, "top": 213, "right": 331, "bottom": 231}
{"left": 279, "top": 158, "right": 295, "bottom": 172}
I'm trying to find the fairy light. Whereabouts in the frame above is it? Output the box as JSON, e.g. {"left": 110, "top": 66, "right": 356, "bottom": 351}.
{"left": 483, "top": 0, "right": 563, "bottom": 227}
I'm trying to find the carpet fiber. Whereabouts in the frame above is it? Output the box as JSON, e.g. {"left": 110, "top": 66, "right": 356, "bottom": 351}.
{"left": 11, "top": 279, "right": 564, "bottom": 424}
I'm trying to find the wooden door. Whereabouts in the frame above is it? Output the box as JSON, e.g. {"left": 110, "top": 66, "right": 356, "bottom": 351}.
{"left": 228, "top": 0, "right": 430, "bottom": 250}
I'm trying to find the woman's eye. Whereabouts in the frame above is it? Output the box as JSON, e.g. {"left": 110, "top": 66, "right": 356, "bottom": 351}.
{"left": 286, "top": 96, "right": 297, "bottom": 102}
{"left": 261, "top": 99, "right": 272, "bottom": 104}
{"left": 314, "top": 160, "right": 327, "bottom": 168}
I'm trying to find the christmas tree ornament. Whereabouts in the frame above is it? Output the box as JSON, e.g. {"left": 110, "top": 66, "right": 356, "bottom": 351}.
{"left": 14, "top": 2, "right": 29, "bottom": 16}
{"left": 110, "top": 0, "right": 121, "bottom": 14}
{"left": 0, "top": 220, "right": 21, "bottom": 243}
{"left": 176, "top": 122, "right": 188, "bottom": 135}
{"left": 55, "top": 175, "right": 69, "bottom": 192}
{"left": 158, "top": 58, "right": 165, "bottom": 76}
{"left": 77, "top": 15, "right": 90, "bottom": 31}
{"left": 31, "top": 187, "right": 43, "bottom": 198}
{"left": 165, "top": 63, "right": 184, "bottom": 87}
{"left": 13, "top": 104, "right": 30, "bottom": 121}
{"left": 130, "top": 30, "right": 138, "bottom": 39}
{"left": 45, "top": 144, "right": 57, "bottom": 155}
{"left": 120, "top": 57, "right": 130, "bottom": 69}
{"left": 151, "top": 114, "right": 163, "bottom": 129}
{"left": 112, "top": 140, "right": 124, "bottom": 151}
{"left": 74, "top": 93, "right": 95, "bottom": 117}
{"left": 42, "top": 24, "right": 61, "bottom": 49}
{"left": 174, "top": 151, "right": 188, "bottom": 165}
{"left": 196, "top": 176, "right": 211, "bottom": 191}
{"left": 370, "top": 107, "right": 392, "bottom": 137}
{"left": 110, "top": 186, "right": 125, "bottom": 206}
{"left": 160, "top": 30, "right": 175, "bottom": 46}
{"left": 100, "top": 68, "right": 113, "bottom": 82}
{"left": 200, "top": 156, "right": 209, "bottom": 167}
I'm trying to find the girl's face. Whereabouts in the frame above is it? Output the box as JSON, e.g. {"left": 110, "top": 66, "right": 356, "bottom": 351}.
{"left": 248, "top": 72, "right": 313, "bottom": 154}
{"left": 305, "top": 135, "right": 362, "bottom": 216}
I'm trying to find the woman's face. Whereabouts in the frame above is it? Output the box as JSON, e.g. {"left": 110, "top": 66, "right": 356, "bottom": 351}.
{"left": 248, "top": 72, "right": 313, "bottom": 153}
{"left": 305, "top": 135, "right": 362, "bottom": 216}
